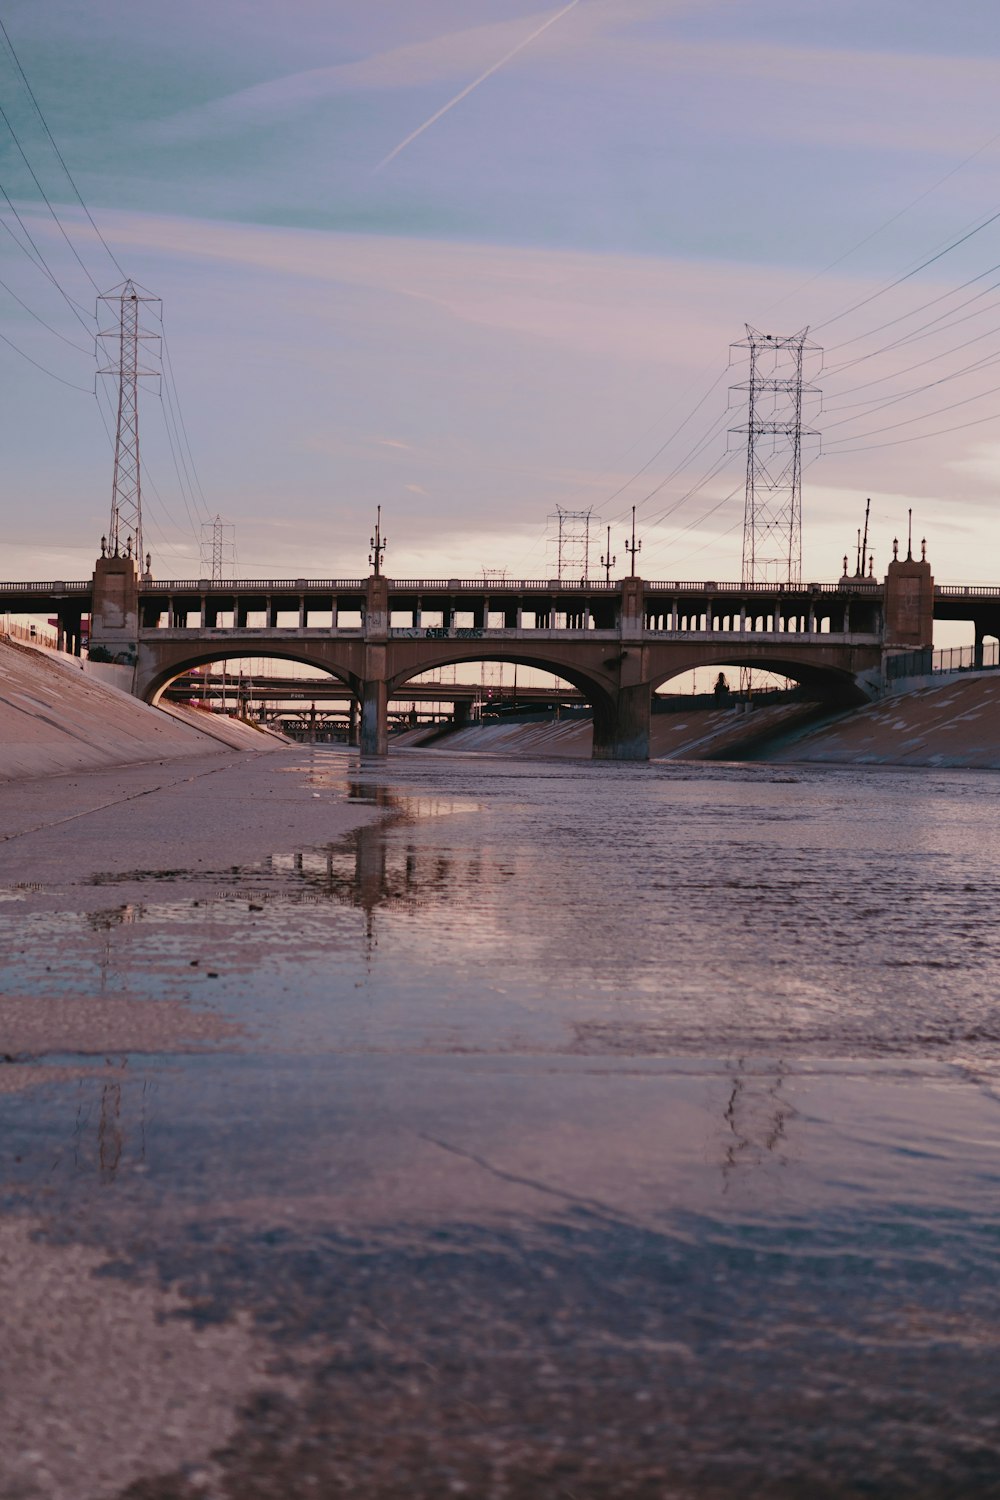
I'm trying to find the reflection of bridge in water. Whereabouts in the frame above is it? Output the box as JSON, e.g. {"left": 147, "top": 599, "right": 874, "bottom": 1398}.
{"left": 3, "top": 540, "right": 988, "bottom": 758}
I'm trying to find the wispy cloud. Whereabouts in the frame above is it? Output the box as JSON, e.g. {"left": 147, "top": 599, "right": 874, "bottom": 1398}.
{"left": 142, "top": 7, "right": 581, "bottom": 146}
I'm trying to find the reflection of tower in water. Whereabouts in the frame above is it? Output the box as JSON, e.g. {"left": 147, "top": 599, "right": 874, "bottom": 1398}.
{"left": 721, "top": 1058, "right": 790, "bottom": 1190}
{"left": 87, "top": 902, "right": 144, "bottom": 995}
{"left": 73, "top": 1066, "right": 151, "bottom": 1184}
{"left": 76, "top": 904, "right": 152, "bottom": 1181}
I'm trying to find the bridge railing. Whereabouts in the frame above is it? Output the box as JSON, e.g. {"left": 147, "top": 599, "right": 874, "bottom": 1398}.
{"left": 935, "top": 585, "right": 1000, "bottom": 598}
{"left": 132, "top": 576, "right": 888, "bottom": 595}
{"left": 0, "top": 580, "right": 89, "bottom": 593}
{"left": 140, "top": 578, "right": 367, "bottom": 592}
{"left": 886, "top": 641, "right": 1000, "bottom": 679}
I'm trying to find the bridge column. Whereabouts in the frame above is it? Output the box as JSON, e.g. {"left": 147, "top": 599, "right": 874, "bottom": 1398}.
{"left": 592, "top": 577, "right": 651, "bottom": 760}
{"left": 360, "top": 678, "right": 388, "bottom": 756}
{"left": 360, "top": 575, "right": 390, "bottom": 756}
{"left": 592, "top": 683, "right": 651, "bottom": 761}
{"left": 89, "top": 554, "right": 139, "bottom": 666}
{"left": 883, "top": 550, "right": 934, "bottom": 648}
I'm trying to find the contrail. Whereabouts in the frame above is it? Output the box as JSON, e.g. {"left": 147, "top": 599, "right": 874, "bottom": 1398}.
{"left": 374, "top": 0, "right": 583, "bottom": 173}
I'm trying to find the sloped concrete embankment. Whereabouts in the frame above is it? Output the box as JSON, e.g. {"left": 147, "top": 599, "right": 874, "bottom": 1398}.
{"left": 0, "top": 637, "right": 287, "bottom": 781}
{"left": 764, "top": 674, "right": 1000, "bottom": 768}
{"left": 396, "top": 680, "right": 1000, "bottom": 767}
{"left": 396, "top": 701, "right": 817, "bottom": 761}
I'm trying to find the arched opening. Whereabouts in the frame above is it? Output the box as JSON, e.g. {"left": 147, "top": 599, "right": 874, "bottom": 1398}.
{"left": 645, "top": 654, "right": 868, "bottom": 760}
{"left": 389, "top": 653, "right": 616, "bottom": 754}
{"left": 652, "top": 654, "right": 868, "bottom": 709}
{"left": 143, "top": 652, "right": 358, "bottom": 743}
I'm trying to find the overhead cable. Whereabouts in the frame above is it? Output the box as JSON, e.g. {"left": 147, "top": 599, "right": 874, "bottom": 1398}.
{"left": 0, "top": 96, "right": 100, "bottom": 292}
{"left": 0, "top": 178, "right": 94, "bottom": 331}
{"left": 811, "top": 206, "right": 1000, "bottom": 335}
{"left": 0, "top": 326, "right": 91, "bottom": 390}
{"left": 0, "top": 16, "right": 125, "bottom": 280}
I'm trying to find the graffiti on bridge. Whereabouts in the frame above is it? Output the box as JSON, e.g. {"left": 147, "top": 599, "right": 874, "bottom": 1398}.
{"left": 397, "top": 627, "right": 485, "bottom": 640}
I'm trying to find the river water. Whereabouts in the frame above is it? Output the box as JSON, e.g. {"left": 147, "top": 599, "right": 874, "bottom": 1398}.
{"left": 3, "top": 750, "right": 1000, "bottom": 1498}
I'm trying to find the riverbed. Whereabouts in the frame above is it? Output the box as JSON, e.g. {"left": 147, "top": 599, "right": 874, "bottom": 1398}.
{"left": 1, "top": 748, "right": 998, "bottom": 1498}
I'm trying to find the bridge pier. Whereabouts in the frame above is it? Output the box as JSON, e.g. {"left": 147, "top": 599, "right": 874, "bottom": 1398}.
{"left": 592, "top": 683, "right": 651, "bottom": 762}
{"left": 360, "top": 680, "right": 388, "bottom": 756}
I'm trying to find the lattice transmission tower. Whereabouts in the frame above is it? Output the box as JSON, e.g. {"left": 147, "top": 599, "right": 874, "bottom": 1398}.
{"left": 730, "top": 327, "right": 820, "bottom": 586}
{"left": 200, "top": 514, "right": 237, "bottom": 580}
{"left": 547, "top": 506, "right": 595, "bottom": 581}
{"left": 97, "top": 280, "right": 161, "bottom": 567}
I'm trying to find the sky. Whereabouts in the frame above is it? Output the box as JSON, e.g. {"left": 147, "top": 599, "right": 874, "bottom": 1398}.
{"left": 3, "top": 0, "right": 1000, "bottom": 604}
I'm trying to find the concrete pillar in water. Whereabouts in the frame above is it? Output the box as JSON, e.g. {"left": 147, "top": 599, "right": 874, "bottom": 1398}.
{"left": 592, "top": 576, "right": 651, "bottom": 760}
{"left": 360, "top": 574, "right": 390, "bottom": 756}
{"left": 592, "top": 682, "right": 651, "bottom": 761}
{"left": 360, "top": 678, "right": 388, "bottom": 756}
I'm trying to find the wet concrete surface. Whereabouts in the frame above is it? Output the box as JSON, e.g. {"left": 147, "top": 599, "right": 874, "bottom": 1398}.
{"left": 2, "top": 749, "right": 1000, "bottom": 1498}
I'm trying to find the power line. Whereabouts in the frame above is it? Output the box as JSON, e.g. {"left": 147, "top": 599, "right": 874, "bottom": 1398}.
{"left": 0, "top": 270, "right": 92, "bottom": 352}
{"left": 0, "top": 95, "right": 100, "bottom": 291}
{"left": 824, "top": 373, "right": 1000, "bottom": 445}
{"left": 823, "top": 316, "right": 1000, "bottom": 406}
{"left": 0, "top": 16, "right": 125, "bottom": 281}
{"left": 0, "top": 325, "right": 91, "bottom": 390}
{"left": 828, "top": 406, "right": 1000, "bottom": 456}
{"left": 811, "top": 206, "right": 1000, "bottom": 335}
{"left": 158, "top": 321, "right": 212, "bottom": 520}
{"left": 156, "top": 392, "right": 204, "bottom": 542}
{"left": 766, "top": 128, "right": 1000, "bottom": 318}
{"left": 0, "top": 180, "right": 95, "bottom": 330}
{"left": 823, "top": 345, "right": 1000, "bottom": 425}
{"left": 821, "top": 256, "right": 1000, "bottom": 364}
{"left": 602, "top": 364, "right": 736, "bottom": 519}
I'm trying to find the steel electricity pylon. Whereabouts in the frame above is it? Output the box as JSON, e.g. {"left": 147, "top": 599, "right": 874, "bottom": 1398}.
{"left": 730, "top": 326, "right": 821, "bottom": 587}
{"left": 548, "top": 506, "right": 594, "bottom": 581}
{"left": 97, "top": 279, "right": 160, "bottom": 567}
{"left": 200, "top": 514, "right": 237, "bottom": 581}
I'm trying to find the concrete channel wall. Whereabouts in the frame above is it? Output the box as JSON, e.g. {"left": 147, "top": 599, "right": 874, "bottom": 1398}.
{"left": 398, "top": 675, "right": 1000, "bottom": 768}
{"left": 0, "top": 637, "right": 287, "bottom": 781}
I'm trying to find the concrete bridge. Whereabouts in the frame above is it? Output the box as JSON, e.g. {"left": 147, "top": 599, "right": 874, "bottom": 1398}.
{"left": 0, "top": 547, "right": 956, "bottom": 758}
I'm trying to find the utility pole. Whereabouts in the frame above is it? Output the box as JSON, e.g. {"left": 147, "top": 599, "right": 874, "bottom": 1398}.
{"left": 730, "top": 326, "right": 820, "bottom": 586}
{"left": 600, "top": 524, "right": 616, "bottom": 582}
{"left": 97, "top": 280, "right": 160, "bottom": 567}
{"left": 625, "top": 505, "right": 641, "bottom": 577}
{"left": 369, "top": 505, "right": 387, "bottom": 576}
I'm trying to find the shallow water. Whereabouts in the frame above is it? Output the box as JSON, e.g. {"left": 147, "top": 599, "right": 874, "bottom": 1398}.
{"left": 3, "top": 750, "right": 1000, "bottom": 1498}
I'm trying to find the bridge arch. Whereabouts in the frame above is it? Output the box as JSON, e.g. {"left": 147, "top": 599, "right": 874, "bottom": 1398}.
{"left": 649, "top": 648, "right": 874, "bottom": 706}
{"left": 139, "top": 645, "right": 357, "bottom": 706}
{"left": 388, "top": 648, "right": 618, "bottom": 724}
